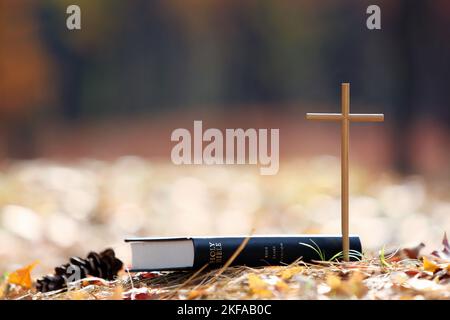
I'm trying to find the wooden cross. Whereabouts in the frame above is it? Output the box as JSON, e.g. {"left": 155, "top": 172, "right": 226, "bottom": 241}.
{"left": 306, "top": 83, "right": 384, "bottom": 261}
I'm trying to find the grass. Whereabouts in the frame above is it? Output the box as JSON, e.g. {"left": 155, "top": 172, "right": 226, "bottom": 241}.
{"left": 299, "top": 240, "right": 364, "bottom": 262}
{"left": 379, "top": 245, "right": 392, "bottom": 268}
{"left": 299, "top": 240, "right": 326, "bottom": 261}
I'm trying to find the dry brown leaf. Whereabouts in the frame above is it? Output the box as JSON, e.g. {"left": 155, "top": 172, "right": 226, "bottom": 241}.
{"left": 405, "top": 269, "right": 421, "bottom": 277}
{"left": 387, "top": 243, "right": 425, "bottom": 262}
{"left": 402, "top": 243, "right": 426, "bottom": 260}
{"left": 431, "top": 233, "right": 450, "bottom": 263}
{"left": 7, "top": 261, "right": 39, "bottom": 289}
{"left": 123, "top": 287, "right": 155, "bottom": 300}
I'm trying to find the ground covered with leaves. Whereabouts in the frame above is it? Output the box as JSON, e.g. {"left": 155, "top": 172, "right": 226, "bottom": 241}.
{"left": 1, "top": 235, "right": 450, "bottom": 300}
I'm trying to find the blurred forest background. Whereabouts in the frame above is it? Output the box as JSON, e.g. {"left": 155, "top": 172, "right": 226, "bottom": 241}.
{"left": 0, "top": 0, "right": 449, "bottom": 272}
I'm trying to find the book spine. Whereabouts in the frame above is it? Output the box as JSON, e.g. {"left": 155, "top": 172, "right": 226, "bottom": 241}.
{"left": 192, "top": 236, "right": 361, "bottom": 268}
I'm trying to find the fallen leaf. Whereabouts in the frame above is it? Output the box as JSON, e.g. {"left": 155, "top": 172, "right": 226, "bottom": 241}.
{"left": 326, "top": 274, "right": 341, "bottom": 290}
{"left": 403, "top": 243, "right": 426, "bottom": 260}
{"left": 422, "top": 256, "right": 439, "bottom": 273}
{"left": 387, "top": 243, "right": 425, "bottom": 262}
{"left": 0, "top": 282, "right": 6, "bottom": 299}
{"left": 278, "top": 266, "right": 303, "bottom": 280}
{"left": 140, "top": 272, "right": 160, "bottom": 279}
{"left": 123, "top": 287, "right": 154, "bottom": 300}
{"left": 406, "top": 278, "right": 443, "bottom": 292}
{"left": 247, "top": 274, "right": 273, "bottom": 298}
{"left": 431, "top": 233, "right": 450, "bottom": 263}
{"left": 81, "top": 277, "right": 108, "bottom": 287}
{"left": 346, "top": 272, "right": 368, "bottom": 298}
{"left": 8, "top": 261, "right": 39, "bottom": 289}
{"left": 433, "top": 264, "right": 450, "bottom": 281}
{"left": 187, "top": 289, "right": 207, "bottom": 300}
{"left": 67, "top": 290, "right": 91, "bottom": 300}
{"left": 390, "top": 272, "right": 409, "bottom": 285}
{"left": 325, "top": 272, "right": 367, "bottom": 298}
{"left": 111, "top": 285, "right": 124, "bottom": 300}
{"left": 275, "top": 280, "right": 289, "bottom": 292}
{"left": 404, "top": 269, "right": 421, "bottom": 277}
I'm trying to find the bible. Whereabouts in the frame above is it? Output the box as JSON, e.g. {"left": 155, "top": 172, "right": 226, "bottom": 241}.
{"left": 125, "top": 235, "right": 362, "bottom": 271}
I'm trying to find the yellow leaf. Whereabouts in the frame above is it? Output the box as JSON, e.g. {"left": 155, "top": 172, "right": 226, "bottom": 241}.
{"left": 325, "top": 272, "right": 367, "bottom": 298}
{"left": 187, "top": 289, "right": 206, "bottom": 300}
{"left": 423, "top": 257, "right": 439, "bottom": 273}
{"left": 0, "top": 282, "right": 6, "bottom": 299}
{"left": 278, "top": 266, "right": 303, "bottom": 280}
{"left": 326, "top": 274, "right": 341, "bottom": 290}
{"left": 7, "top": 261, "right": 39, "bottom": 289}
{"left": 247, "top": 274, "right": 272, "bottom": 298}
{"left": 275, "top": 280, "right": 289, "bottom": 292}
{"left": 346, "top": 272, "right": 368, "bottom": 298}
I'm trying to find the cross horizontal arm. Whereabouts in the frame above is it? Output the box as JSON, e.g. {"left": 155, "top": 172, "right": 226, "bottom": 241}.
{"left": 306, "top": 113, "right": 343, "bottom": 121}
{"left": 306, "top": 113, "right": 384, "bottom": 122}
{"left": 348, "top": 114, "right": 384, "bottom": 122}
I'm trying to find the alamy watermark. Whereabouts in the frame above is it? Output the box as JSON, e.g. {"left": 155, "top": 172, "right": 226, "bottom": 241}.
{"left": 66, "top": 5, "right": 81, "bottom": 30}
{"left": 366, "top": 5, "right": 381, "bottom": 30}
{"left": 65, "top": 4, "right": 379, "bottom": 31}
{"left": 171, "top": 121, "right": 279, "bottom": 175}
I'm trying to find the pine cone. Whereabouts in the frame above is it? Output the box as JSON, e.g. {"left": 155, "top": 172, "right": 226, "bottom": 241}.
{"left": 36, "top": 248, "right": 123, "bottom": 293}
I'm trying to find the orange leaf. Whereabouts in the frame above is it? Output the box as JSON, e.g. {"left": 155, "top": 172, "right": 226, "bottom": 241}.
{"left": 111, "top": 285, "right": 124, "bottom": 300}
{"left": 187, "top": 289, "right": 207, "bottom": 300}
{"left": 8, "top": 261, "right": 39, "bottom": 289}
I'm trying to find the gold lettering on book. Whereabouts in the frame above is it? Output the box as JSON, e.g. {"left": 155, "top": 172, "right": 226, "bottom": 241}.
{"left": 208, "top": 242, "right": 223, "bottom": 264}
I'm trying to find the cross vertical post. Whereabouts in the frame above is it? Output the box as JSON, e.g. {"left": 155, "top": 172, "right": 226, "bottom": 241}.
{"left": 341, "top": 83, "right": 350, "bottom": 261}
{"left": 306, "top": 83, "right": 384, "bottom": 261}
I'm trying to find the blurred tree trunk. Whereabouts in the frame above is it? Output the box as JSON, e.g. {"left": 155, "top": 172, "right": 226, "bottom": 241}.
{"left": 0, "top": 0, "right": 53, "bottom": 159}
